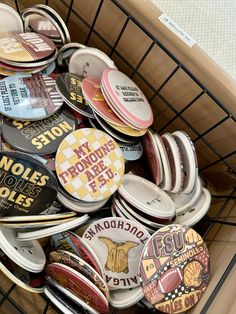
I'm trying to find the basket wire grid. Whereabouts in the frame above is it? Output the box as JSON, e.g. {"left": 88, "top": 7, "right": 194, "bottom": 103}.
{"left": 0, "top": 0, "right": 235, "bottom": 313}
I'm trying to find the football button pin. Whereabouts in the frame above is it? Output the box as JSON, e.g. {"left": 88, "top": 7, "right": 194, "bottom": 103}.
{"left": 139, "top": 224, "right": 210, "bottom": 313}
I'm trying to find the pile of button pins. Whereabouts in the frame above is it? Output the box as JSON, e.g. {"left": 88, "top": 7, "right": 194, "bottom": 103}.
{"left": 0, "top": 4, "right": 211, "bottom": 314}
{"left": 112, "top": 129, "right": 211, "bottom": 233}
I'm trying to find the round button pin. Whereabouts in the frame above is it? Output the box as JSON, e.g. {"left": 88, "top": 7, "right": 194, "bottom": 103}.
{"left": 161, "top": 133, "right": 183, "bottom": 194}
{"left": 45, "top": 276, "right": 98, "bottom": 314}
{"left": 0, "top": 32, "right": 56, "bottom": 63}
{"left": 26, "top": 15, "right": 61, "bottom": 39}
{"left": 49, "top": 250, "right": 109, "bottom": 300}
{"left": 90, "top": 112, "right": 138, "bottom": 145}
{"left": 177, "top": 188, "right": 211, "bottom": 227}
{"left": 82, "top": 217, "right": 150, "bottom": 289}
{"left": 101, "top": 69, "right": 153, "bottom": 129}
{"left": 0, "top": 151, "right": 58, "bottom": 217}
{"left": 0, "top": 250, "right": 44, "bottom": 293}
{"left": 56, "top": 73, "right": 94, "bottom": 118}
{"left": 139, "top": 224, "right": 210, "bottom": 313}
{"left": 0, "top": 226, "right": 46, "bottom": 272}
{"left": 119, "top": 142, "right": 143, "bottom": 161}
{"left": 118, "top": 174, "right": 175, "bottom": 220}
{"left": 0, "top": 74, "right": 63, "bottom": 121}
{"left": 0, "top": 4, "right": 23, "bottom": 33}
{"left": 82, "top": 76, "right": 126, "bottom": 126}
{"left": 69, "top": 47, "right": 116, "bottom": 78}
{"left": 17, "top": 215, "right": 89, "bottom": 241}
{"left": 1, "top": 107, "right": 77, "bottom": 155}
{"left": 172, "top": 131, "right": 198, "bottom": 194}
{"left": 50, "top": 231, "right": 103, "bottom": 275}
{"left": 143, "top": 129, "right": 163, "bottom": 185}
{"left": 55, "top": 128, "right": 125, "bottom": 202}
{"left": 45, "top": 262, "right": 109, "bottom": 313}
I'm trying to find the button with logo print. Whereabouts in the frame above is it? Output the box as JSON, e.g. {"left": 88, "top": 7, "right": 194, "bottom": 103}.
{"left": 0, "top": 74, "right": 63, "bottom": 121}
{"left": 139, "top": 224, "right": 210, "bottom": 313}
{"left": 55, "top": 128, "right": 125, "bottom": 202}
{"left": 0, "top": 151, "right": 58, "bottom": 217}
{"left": 1, "top": 107, "right": 76, "bottom": 155}
{"left": 82, "top": 217, "right": 150, "bottom": 289}
{"left": 0, "top": 32, "right": 56, "bottom": 63}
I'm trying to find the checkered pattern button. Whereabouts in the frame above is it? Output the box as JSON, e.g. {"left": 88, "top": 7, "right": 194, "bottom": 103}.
{"left": 55, "top": 128, "right": 125, "bottom": 202}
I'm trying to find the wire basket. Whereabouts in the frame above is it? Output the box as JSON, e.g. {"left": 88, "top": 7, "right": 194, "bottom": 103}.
{"left": 0, "top": 1, "right": 235, "bottom": 313}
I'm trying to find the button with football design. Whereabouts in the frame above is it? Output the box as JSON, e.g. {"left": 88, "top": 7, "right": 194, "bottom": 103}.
{"left": 56, "top": 73, "right": 94, "bottom": 118}
{"left": 82, "top": 217, "right": 150, "bottom": 289}
{"left": 49, "top": 250, "right": 109, "bottom": 300}
{"left": 0, "top": 151, "right": 58, "bottom": 217}
{"left": 1, "top": 107, "right": 77, "bottom": 155}
{"left": 55, "top": 128, "right": 125, "bottom": 202}
{"left": 0, "top": 74, "right": 63, "bottom": 121}
{"left": 139, "top": 224, "right": 210, "bottom": 313}
{"left": 45, "top": 263, "right": 109, "bottom": 313}
{"left": 0, "top": 32, "right": 56, "bottom": 63}
{"left": 101, "top": 69, "right": 153, "bottom": 129}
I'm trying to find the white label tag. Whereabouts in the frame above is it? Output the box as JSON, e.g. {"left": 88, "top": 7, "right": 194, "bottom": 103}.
{"left": 158, "top": 14, "right": 196, "bottom": 48}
